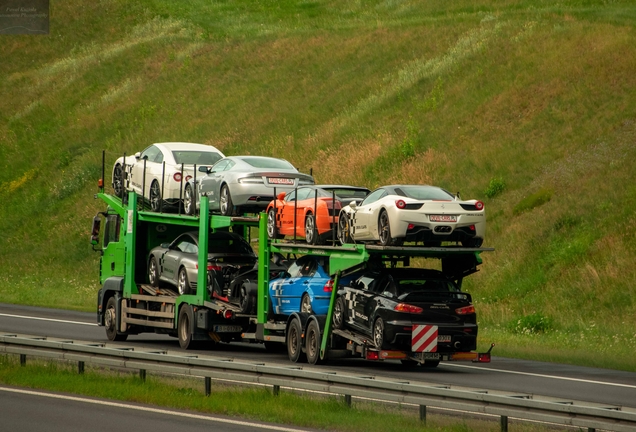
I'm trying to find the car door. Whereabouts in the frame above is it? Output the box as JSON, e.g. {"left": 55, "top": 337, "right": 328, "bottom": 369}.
{"left": 161, "top": 235, "right": 195, "bottom": 285}
{"left": 131, "top": 145, "right": 163, "bottom": 197}
{"left": 277, "top": 189, "right": 296, "bottom": 237}
{"left": 346, "top": 274, "right": 377, "bottom": 334}
{"left": 351, "top": 188, "right": 386, "bottom": 240}
{"left": 199, "top": 159, "right": 230, "bottom": 209}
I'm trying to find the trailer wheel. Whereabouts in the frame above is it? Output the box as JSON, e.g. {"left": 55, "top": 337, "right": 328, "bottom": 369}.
{"left": 306, "top": 320, "right": 326, "bottom": 365}
{"left": 105, "top": 297, "right": 127, "bottom": 342}
{"left": 332, "top": 296, "right": 346, "bottom": 330}
{"left": 286, "top": 317, "right": 306, "bottom": 363}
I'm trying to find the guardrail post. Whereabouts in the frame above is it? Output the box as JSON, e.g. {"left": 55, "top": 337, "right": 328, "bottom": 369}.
{"left": 344, "top": 394, "right": 352, "bottom": 407}
{"left": 500, "top": 415, "right": 508, "bottom": 432}
{"left": 139, "top": 369, "right": 146, "bottom": 381}
{"left": 20, "top": 354, "right": 26, "bottom": 366}
{"left": 205, "top": 377, "right": 211, "bottom": 396}
{"left": 78, "top": 361, "right": 85, "bottom": 374}
{"left": 419, "top": 405, "right": 427, "bottom": 423}
{"left": 273, "top": 385, "right": 280, "bottom": 396}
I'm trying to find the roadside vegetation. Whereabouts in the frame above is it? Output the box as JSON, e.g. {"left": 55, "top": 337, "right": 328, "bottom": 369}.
{"left": 1, "top": 0, "right": 635, "bottom": 372}
{"left": 0, "top": 355, "right": 555, "bottom": 432}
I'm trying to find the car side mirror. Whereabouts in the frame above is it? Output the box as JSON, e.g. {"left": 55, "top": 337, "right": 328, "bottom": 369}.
{"left": 90, "top": 215, "right": 101, "bottom": 252}
{"left": 198, "top": 165, "right": 210, "bottom": 173}
{"left": 276, "top": 192, "right": 286, "bottom": 200}
{"left": 161, "top": 242, "right": 170, "bottom": 248}
{"left": 382, "top": 291, "right": 394, "bottom": 298}
{"left": 134, "top": 152, "right": 141, "bottom": 159}
{"left": 349, "top": 201, "right": 357, "bottom": 209}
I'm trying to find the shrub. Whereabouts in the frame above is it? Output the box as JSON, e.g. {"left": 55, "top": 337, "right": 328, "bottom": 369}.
{"left": 484, "top": 177, "right": 505, "bottom": 198}
{"left": 513, "top": 187, "right": 553, "bottom": 215}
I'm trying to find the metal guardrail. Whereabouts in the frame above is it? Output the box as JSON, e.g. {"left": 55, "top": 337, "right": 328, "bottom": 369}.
{"left": 1, "top": 333, "right": 635, "bottom": 432}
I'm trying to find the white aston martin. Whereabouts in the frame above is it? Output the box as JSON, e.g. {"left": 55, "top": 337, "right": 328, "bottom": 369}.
{"left": 112, "top": 142, "right": 224, "bottom": 212}
{"left": 337, "top": 185, "right": 485, "bottom": 247}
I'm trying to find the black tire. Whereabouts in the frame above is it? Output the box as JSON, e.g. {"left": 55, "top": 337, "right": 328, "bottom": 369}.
{"left": 286, "top": 317, "right": 306, "bottom": 363}
{"left": 178, "top": 267, "right": 191, "bottom": 295}
{"left": 105, "top": 296, "right": 127, "bottom": 342}
{"left": 378, "top": 210, "right": 402, "bottom": 246}
{"left": 148, "top": 256, "right": 160, "bottom": 287}
{"left": 306, "top": 320, "right": 326, "bottom": 365}
{"left": 373, "top": 317, "right": 385, "bottom": 350}
{"left": 178, "top": 305, "right": 195, "bottom": 350}
{"left": 239, "top": 283, "right": 254, "bottom": 314}
{"left": 220, "top": 184, "right": 234, "bottom": 216}
{"left": 113, "top": 164, "right": 124, "bottom": 198}
{"left": 184, "top": 183, "right": 195, "bottom": 216}
{"left": 422, "top": 360, "right": 440, "bottom": 368}
{"left": 267, "top": 208, "right": 283, "bottom": 239}
{"left": 304, "top": 213, "right": 319, "bottom": 245}
{"left": 337, "top": 212, "right": 352, "bottom": 245}
{"left": 332, "top": 296, "right": 346, "bottom": 330}
{"left": 150, "top": 180, "right": 162, "bottom": 212}
{"left": 300, "top": 293, "right": 313, "bottom": 313}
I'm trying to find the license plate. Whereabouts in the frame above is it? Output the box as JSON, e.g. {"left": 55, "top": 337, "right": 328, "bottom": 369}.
{"left": 438, "top": 335, "right": 451, "bottom": 342}
{"left": 430, "top": 215, "right": 457, "bottom": 222}
{"left": 420, "top": 352, "right": 440, "bottom": 360}
{"left": 213, "top": 325, "right": 243, "bottom": 333}
{"left": 268, "top": 177, "right": 294, "bottom": 185}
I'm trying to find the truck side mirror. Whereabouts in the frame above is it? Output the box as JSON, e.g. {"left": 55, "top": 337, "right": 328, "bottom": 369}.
{"left": 90, "top": 215, "right": 101, "bottom": 251}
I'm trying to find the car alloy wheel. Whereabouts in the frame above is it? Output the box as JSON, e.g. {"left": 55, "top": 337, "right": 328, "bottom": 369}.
{"left": 184, "top": 184, "right": 195, "bottom": 215}
{"left": 373, "top": 317, "right": 385, "bottom": 349}
{"left": 338, "top": 212, "right": 352, "bottom": 245}
{"left": 305, "top": 214, "right": 317, "bottom": 245}
{"left": 150, "top": 181, "right": 162, "bottom": 212}
{"left": 220, "top": 185, "right": 234, "bottom": 216}
{"left": 113, "top": 164, "right": 124, "bottom": 198}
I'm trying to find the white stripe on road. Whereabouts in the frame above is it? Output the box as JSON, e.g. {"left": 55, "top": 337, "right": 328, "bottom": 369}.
{"left": 444, "top": 363, "right": 636, "bottom": 389}
{"left": 0, "top": 386, "right": 311, "bottom": 432}
{"left": 0, "top": 313, "right": 97, "bottom": 326}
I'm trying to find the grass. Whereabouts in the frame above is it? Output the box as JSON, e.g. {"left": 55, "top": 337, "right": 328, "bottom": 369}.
{"left": 0, "top": 355, "right": 556, "bottom": 432}
{"left": 1, "top": 0, "right": 636, "bottom": 372}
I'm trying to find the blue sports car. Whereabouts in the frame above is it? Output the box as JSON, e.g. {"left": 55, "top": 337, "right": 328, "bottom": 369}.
{"left": 269, "top": 255, "right": 340, "bottom": 315}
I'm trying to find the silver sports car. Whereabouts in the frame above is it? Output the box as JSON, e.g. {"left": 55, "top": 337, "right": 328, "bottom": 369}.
{"left": 337, "top": 185, "right": 486, "bottom": 247}
{"left": 191, "top": 156, "right": 314, "bottom": 216}
{"left": 147, "top": 231, "right": 256, "bottom": 296}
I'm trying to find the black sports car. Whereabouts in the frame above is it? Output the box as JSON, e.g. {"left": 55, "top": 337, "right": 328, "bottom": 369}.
{"left": 332, "top": 267, "right": 478, "bottom": 359}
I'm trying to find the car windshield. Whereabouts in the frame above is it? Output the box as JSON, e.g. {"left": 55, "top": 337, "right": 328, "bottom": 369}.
{"left": 241, "top": 157, "right": 295, "bottom": 170}
{"left": 172, "top": 151, "right": 223, "bottom": 166}
{"left": 396, "top": 186, "right": 454, "bottom": 201}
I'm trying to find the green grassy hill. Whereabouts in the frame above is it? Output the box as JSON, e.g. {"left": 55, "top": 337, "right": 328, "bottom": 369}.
{"left": 1, "top": 0, "right": 635, "bottom": 370}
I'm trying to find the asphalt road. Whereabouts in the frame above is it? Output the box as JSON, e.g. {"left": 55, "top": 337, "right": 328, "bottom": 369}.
{"left": 1, "top": 303, "right": 635, "bottom": 410}
{"left": 0, "top": 386, "right": 318, "bottom": 432}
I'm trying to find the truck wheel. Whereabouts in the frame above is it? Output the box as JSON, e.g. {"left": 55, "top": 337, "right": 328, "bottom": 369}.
{"left": 286, "top": 317, "right": 306, "bottom": 363}
{"left": 105, "top": 297, "right": 127, "bottom": 342}
{"left": 306, "top": 320, "right": 326, "bottom": 365}
{"left": 178, "top": 305, "right": 195, "bottom": 350}
{"left": 332, "top": 297, "right": 346, "bottom": 330}
{"left": 148, "top": 256, "right": 160, "bottom": 287}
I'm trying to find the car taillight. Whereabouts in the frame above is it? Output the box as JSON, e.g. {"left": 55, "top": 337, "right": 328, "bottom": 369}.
{"left": 475, "top": 201, "right": 484, "bottom": 211}
{"left": 185, "top": 175, "right": 192, "bottom": 182}
{"left": 223, "top": 310, "right": 234, "bottom": 320}
{"left": 456, "top": 305, "right": 475, "bottom": 315}
{"left": 395, "top": 199, "right": 406, "bottom": 209}
{"left": 174, "top": 172, "right": 183, "bottom": 182}
{"left": 469, "top": 224, "right": 475, "bottom": 231}
{"left": 323, "top": 280, "right": 334, "bottom": 292}
{"left": 394, "top": 303, "right": 423, "bottom": 314}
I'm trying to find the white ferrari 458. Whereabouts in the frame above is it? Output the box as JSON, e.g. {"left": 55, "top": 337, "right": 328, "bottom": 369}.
{"left": 337, "top": 185, "right": 485, "bottom": 247}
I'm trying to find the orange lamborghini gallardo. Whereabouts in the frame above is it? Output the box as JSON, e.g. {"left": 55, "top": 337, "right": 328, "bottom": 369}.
{"left": 266, "top": 185, "right": 369, "bottom": 245}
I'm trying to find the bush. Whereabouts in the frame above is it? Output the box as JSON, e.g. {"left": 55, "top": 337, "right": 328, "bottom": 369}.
{"left": 513, "top": 187, "right": 553, "bottom": 215}
{"left": 484, "top": 177, "right": 505, "bottom": 198}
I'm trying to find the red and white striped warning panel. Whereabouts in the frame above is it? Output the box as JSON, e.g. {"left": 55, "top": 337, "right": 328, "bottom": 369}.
{"left": 411, "top": 324, "right": 438, "bottom": 352}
